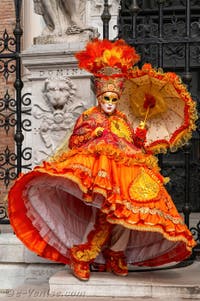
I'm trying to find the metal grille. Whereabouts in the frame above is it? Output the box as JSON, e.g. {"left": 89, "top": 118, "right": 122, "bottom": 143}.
{"left": 0, "top": 0, "right": 31, "bottom": 223}
{"left": 101, "top": 0, "right": 200, "bottom": 256}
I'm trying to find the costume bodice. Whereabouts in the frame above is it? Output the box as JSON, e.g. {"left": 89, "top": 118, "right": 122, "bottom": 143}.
{"left": 69, "top": 106, "right": 145, "bottom": 156}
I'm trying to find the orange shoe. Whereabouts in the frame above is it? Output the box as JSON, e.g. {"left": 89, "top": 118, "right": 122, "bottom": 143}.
{"left": 70, "top": 259, "right": 90, "bottom": 281}
{"left": 103, "top": 249, "right": 128, "bottom": 276}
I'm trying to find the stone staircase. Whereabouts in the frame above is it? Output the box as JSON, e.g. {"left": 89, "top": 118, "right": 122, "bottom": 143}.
{"left": 0, "top": 220, "right": 200, "bottom": 300}
{"left": 49, "top": 262, "right": 200, "bottom": 299}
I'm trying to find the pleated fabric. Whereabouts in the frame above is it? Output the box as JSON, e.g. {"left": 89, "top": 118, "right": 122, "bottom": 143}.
{"left": 8, "top": 106, "right": 196, "bottom": 267}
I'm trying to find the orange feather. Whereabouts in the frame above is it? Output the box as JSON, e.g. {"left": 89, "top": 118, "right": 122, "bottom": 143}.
{"left": 75, "top": 39, "right": 140, "bottom": 77}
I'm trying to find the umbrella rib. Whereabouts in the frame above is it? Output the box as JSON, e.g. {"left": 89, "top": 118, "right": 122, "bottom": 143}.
{"left": 167, "top": 108, "right": 183, "bottom": 119}
{"left": 159, "top": 85, "right": 166, "bottom": 92}
{"left": 158, "top": 113, "right": 171, "bottom": 139}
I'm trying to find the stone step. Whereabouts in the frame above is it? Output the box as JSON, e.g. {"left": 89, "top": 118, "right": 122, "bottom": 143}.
{"left": 0, "top": 232, "right": 64, "bottom": 290}
{"left": 0, "top": 232, "right": 53, "bottom": 264}
{"left": 1, "top": 230, "right": 200, "bottom": 299}
{"left": 49, "top": 261, "right": 200, "bottom": 299}
{"left": 0, "top": 263, "right": 63, "bottom": 290}
{"left": 0, "top": 262, "right": 199, "bottom": 300}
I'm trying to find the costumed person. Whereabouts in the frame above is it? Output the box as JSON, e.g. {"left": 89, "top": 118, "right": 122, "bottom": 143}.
{"left": 8, "top": 39, "right": 197, "bottom": 281}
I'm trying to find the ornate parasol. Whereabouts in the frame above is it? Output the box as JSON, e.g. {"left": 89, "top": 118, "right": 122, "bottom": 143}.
{"left": 119, "top": 63, "right": 198, "bottom": 154}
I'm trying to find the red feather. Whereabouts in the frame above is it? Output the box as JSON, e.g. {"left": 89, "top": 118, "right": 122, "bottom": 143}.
{"left": 75, "top": 39, "right": 140, "bottom": 77}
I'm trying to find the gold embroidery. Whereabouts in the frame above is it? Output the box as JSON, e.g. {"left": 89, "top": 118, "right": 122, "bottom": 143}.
{"left": 72, "top": 246, "right": 100, "bottom": 262}
{"left": 68, "top": 163, "right": 92, "bottom": 177}
{"left": 105, "top": 217, "right": 195, "bottom": 252}
{"left": 124, "top": 201, "right": 184, "bottom": 225}
{"left": 98, "top": 170, "right": 107, "bottom": 178}
{"left": 93, "top": 187, "right": 107, "bottom": 198}
{"left": 51, "top": 145, "right": 159, "bottom": 170}
{"left": 71, "top": 219, "right": 111, "bottom": 262}
{"left": 80, "top": 248, "right": 98, "bottom": 261}
{"left": 110, "top": 117, "right": 132, "bottom": 142}
{"left": 113, "top": 186, "right": 120, "bottom": 194}
{"left": 129, "top": 168, "right": 160, "bottom": 201}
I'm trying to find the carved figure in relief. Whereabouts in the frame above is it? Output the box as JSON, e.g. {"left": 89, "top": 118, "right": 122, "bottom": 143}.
{"left": 34, "top": 0, "right": 84, "bottom": 33}
{"left": 33, "top": 77, "right": 86, "bottom": 162}
{"left": 33, "top": 0, "right": 98, "bottom": 38}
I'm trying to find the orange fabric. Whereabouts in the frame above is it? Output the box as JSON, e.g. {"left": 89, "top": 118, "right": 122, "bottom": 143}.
{"left": 71, "top": 211, "right": 112, "bottom": 263}
{"left": 8, "top": 171, "right": 69, "bottom": 264}
{"left": 70, "top": 259, "right": 90, "bottom": 281}
{"left": 8, "top": 106, "right": 196, "bottom": 267}
{"left": 103, "top": 249, "right": 128, "bottom": 276}
{"left": 44, "top": 151, "right": 195, "bottom": 251}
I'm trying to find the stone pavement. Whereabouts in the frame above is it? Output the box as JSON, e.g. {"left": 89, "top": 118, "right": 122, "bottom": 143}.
{"left": 0, "top": 283, "right": 197, "bottom": 301}
{"left": 0, "top": 261, "right": 200, "bottom": 301}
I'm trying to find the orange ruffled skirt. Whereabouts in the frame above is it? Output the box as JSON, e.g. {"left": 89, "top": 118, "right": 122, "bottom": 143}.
{"left": 8, "top": 146, "right": 196, "bottom": 267}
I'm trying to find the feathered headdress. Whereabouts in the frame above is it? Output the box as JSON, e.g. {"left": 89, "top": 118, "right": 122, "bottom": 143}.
{"left": 75, "top": 39, "right": 140, "bottom": 77}
{"left": 75, "top": 39, "right": 140, "bottom": 96}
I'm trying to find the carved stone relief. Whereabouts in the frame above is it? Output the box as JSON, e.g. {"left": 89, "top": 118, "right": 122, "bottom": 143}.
{"left": 33, "top": 0, "right": 99, "bottom": 43}
{"left": 32, "top": 77, "right": 87, "bottom": 164}
{"left": 38, "top": 68, "right": 86, "bottom": 80}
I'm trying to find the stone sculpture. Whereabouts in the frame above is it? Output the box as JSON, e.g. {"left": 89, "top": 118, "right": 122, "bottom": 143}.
{"left": 33, "top": 0, "right": 99, "bottom": 42}
{"left": 33, "top": 77, "right": 86, "bottom": 163}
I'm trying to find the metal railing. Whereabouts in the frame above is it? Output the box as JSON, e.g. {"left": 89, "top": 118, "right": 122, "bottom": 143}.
{"left": 0, "top": 0, "right": 31, "bottom": 223}
{"left": 101, "top": 0, "right": 200, "bottom": 257}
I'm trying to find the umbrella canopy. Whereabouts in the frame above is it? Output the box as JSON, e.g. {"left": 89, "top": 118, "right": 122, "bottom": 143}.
{"left": 119, "top": 64, "right": 198, "bottom": 154}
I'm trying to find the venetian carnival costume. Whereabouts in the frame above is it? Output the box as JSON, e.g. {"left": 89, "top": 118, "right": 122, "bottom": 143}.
{"left": 8, "top": 39, "right": 197, "bottom": 281}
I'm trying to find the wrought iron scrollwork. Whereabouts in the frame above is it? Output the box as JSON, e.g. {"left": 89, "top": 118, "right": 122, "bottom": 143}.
{"left": 115, "top": 0, "right": 200, "bottom": 257}
{"left": 137, "top": 16, "right": 158, "bottom": 39}
{"left": 0, "top": 147, "right": 17, "bottom": 188}
{"left": 0, "top": 91, "right": 32, "bottom": 136}
{"left": 190, "top": 221, "right": 200, "bottom": 245}
{"left": 22, "top": 92, "right": 32, "bottom": 132}
{"left": 0, "top": 206, "right": 8, "bottom": 221}
{"left": 163, "top": 16, "right": 185, "bottom": 39}
{"left": 191, "top": 45, "right": 200, "bottom": 64}
{"left": 0, "top": 90, "right": 16, "bottom": 134}
{"left": 164, "top": 44, "right": 185, "bottom": 65}
{"left": 0, "top": 0, "right": 32, "bottom": 223}
{"left": 0, "top": 29, "right": 16, "bottom": 54}
{"left": 118, "top": 0, "right": 200, "bottom": 67}
{"left": 191, "top": 19, "right": 200, "bottom": 38}
{"left": 0, "top": 59, "right": 16, "bottom": 82}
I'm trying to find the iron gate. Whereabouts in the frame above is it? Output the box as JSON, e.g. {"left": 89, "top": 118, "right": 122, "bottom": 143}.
{"left": 102, "top": 0, "right": 200, "bottom": 255}
{"left": 120, "top": 0, "right": 200, "bottom": 253}
{"left": 0, "top": 0, "right": 31, "bottom": 223}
